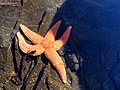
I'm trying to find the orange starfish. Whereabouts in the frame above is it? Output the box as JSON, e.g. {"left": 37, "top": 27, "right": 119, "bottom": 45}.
{"left": 16, "top": 21, "right": 72, "bottom": 84}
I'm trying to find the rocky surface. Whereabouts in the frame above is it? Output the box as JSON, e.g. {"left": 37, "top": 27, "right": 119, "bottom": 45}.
{"left": 0, "top": 0, "right": 79, "bottom": 90}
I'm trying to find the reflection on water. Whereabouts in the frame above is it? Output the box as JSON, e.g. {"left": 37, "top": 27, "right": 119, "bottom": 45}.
{"left": 53, "top": 0, "right": 120, "bottom": 89}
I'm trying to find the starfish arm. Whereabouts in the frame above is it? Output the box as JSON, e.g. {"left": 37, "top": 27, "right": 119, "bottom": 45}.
{"left": 44, "top": 47, "right": 67, "bottom": 84}
{"left": 17, "top": 32, "right": 45, "bottom": 56}
{"left": 45, "top": 20, "right": 61, "bottom": 41}
{"left": 20, "top": 24, "right": 44, "bottom": 44}
{"left": 52, "top": 26, "right": 72, "bottom": 50}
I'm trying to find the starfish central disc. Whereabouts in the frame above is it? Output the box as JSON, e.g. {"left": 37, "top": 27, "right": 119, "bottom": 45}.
{"left": 41, "top": 39, "right": 53, "bottom": 49}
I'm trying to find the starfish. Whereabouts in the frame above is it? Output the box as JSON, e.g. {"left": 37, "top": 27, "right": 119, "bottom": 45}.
{"left": 16, "top": 20, "right": 72, "bottom": 84}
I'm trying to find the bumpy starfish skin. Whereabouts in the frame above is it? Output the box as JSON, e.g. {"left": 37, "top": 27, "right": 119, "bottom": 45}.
{"left": 44, "top": 47, "right": 67, "bottom": 83}
{"left": 17, "top": 21, "right": 72, "bottom": 84}
{"left": 17, "top": 32, "right": 45, "bottom": 55}
{"left": 19, "top": 24, "right": 44, "bottom": 44}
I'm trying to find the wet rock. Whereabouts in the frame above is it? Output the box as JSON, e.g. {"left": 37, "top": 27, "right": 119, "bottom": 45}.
{"left": 0, "top": 0, "right": 86, "bottom": 90}
{"left": 0, "top": 0, "right": 75, "bottom": 89}
{"left": 65, "top": 52, "right": 80, "bottom": 72}
{"left": 64, "top": 46, "right": 80, "bottom": 72}
{"left": 46, "top": 76, "right": 72, "bottom": 90}
{"left": 66, "top": 68, "right": 73, "bottom": 85}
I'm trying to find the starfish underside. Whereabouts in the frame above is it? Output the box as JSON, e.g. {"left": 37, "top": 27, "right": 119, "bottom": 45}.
{"left": 17, "top": 20, "right": 72, "bottom": 84}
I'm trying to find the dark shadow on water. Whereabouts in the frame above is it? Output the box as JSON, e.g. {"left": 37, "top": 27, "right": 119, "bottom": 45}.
{"left": 51, "top": 0, "right": 120, "bottom": 89}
